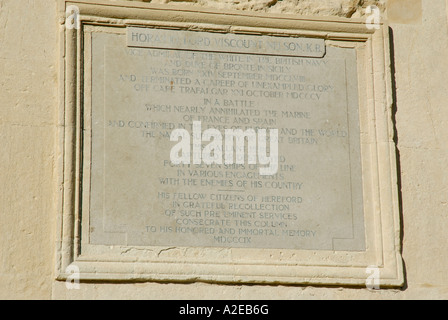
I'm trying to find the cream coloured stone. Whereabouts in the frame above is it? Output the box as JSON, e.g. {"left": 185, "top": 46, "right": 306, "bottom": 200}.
{"left": 52, "top": 1, "right": 403, "bottom": 289}
{"left": 0, "top": 0, "right": 447, "bottom": 299}
{"left": 387, "top": 0, "right": 422, "bottom": 24}
{"left": 88, "top": 28, "right": 364, "bottom": 251}
{"left": 127, "top": 27, "right": 326, "bottom": 57}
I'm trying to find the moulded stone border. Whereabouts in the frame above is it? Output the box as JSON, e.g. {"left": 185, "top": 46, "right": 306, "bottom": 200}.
{"left": 55, "top": 0, "right": 404, "bottom": 287}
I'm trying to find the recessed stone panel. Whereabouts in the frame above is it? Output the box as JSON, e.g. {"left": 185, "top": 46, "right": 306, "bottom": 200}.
{"left": 89, "top": 29, "right": 365, "bottom": 251}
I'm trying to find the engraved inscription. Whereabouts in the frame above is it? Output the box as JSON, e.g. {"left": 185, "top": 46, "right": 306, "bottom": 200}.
{"left": 89, "top": 30, "right": 366, "bottom": 251}
{"left": 127, "top": 27, "right": 326, "bottom": 58}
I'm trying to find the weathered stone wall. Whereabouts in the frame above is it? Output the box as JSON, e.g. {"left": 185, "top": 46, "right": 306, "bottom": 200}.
{"left": 131, "top": 0, "right": 386, "bottom": 17}
{"left": 0, "top": 0, "right": 447, "bottom": 299}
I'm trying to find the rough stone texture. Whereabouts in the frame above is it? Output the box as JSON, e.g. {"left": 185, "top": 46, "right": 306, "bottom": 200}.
{"left": 131, "top": 0, "right": 386, "bottom": 17}
{"left": 0, "top": 0, "right": 447, "bottom": 299}
{"left": 0, "top": 0, "right": 58, "bottom": 299}
{"left": 392, "top": 0, "right": 448, "bottom": 292}
{"left": 387, "top": 0, "right": 422, "bottom": 24}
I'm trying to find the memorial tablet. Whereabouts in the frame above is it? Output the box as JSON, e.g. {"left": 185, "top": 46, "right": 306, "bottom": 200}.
{"left": 89, "top": 28, "right": 365, "bottom": 251}
{"left": 57, "top": 1, "right": 404, "bottom": 286}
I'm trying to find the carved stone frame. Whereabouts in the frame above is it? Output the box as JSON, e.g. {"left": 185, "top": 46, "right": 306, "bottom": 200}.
{"left": 56, "top": 0, "right": 404, "bottom": 287}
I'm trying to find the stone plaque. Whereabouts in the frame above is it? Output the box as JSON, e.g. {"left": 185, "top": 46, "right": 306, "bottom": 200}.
{"left": 57, "top": 0, "right": 404, "bottom": 286}
{"left": 89, "top": 28, "right": 365, "bottom": 251}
